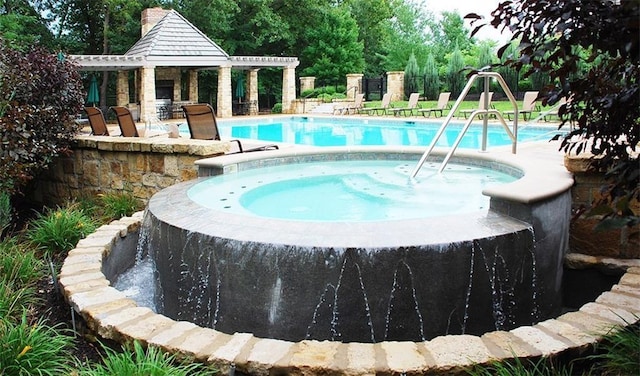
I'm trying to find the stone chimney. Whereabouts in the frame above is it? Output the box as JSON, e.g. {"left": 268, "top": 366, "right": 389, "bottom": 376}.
{"left": 141, "top": 7, "right": 170, "bottom": 36}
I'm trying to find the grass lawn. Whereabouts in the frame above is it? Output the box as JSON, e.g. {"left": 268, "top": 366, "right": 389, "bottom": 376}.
{"left": 361, "top": 97, "right": 560, "bottom": 121}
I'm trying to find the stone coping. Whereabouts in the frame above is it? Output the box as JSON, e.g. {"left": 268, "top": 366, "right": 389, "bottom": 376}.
{"left": 74, "top": 134, "right": 230, "bottom": 156}
{"left": 60, "top": 212, "right": 640, "bottom": 375}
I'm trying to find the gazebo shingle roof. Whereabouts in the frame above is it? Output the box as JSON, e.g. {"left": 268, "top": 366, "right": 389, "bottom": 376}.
{"left": 125, "top": 10, "right": 229, "bottom": 58}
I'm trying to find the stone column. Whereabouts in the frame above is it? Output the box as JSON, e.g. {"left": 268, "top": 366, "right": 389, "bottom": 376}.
{"left": 217, "top": 64, "right": 232, "bottom": 118}
{"left": 188, "top": 70, "right": 198, "bottom": 103}
{"left": 282, "top": 65, "right": 297, "bottom": 114}
{"left": 247, "top": 69, "right": 259, "bottom": 115}
{"left": 346, "top": 74, "right": 363, "bottom": 100}
{"left": 140, "top": 66, "right": 156, "bottom": 122}
{"left": 300, "top": 76, "right": 315, "bottom": 94}
{"left": 116, "top": 71, "right": 129, "bottom": 106}
{"left": 387, "top": 71, "right": 405, "bottom": 101}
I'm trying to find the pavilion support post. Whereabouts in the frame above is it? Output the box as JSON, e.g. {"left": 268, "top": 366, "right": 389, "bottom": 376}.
{"left": 140, "top": 66, "right": 156, "bottom": 123}
{"left": 282, "top": 64, "right": 297, "bottom": 114}
{"left": 188, "top": 70, "right": 198, "bottom": 103}
{"left": 247, "top": 69, "right": 259, "bottom": 115}
{"left": 217, "top": 64, "right": 233, "bottom": 118}
{"left": 116, "top": 71, "right": 129, "bottom": 107}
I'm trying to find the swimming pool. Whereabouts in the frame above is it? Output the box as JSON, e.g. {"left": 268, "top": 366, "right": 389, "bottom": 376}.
{"left": 179, "top": 116, "right": 561, "bottom": 148}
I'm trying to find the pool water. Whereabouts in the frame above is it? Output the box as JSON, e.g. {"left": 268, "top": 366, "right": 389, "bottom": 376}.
{"left": 180, "top": 116, "right": 559, "bottom": 148}
{"left": 187, "top": 160, "right": 518, "bottom": 221}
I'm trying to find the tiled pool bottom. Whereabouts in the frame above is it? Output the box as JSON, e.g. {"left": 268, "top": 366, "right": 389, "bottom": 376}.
{"left": 60, "top": 214, "right": 640, "bottom": 375}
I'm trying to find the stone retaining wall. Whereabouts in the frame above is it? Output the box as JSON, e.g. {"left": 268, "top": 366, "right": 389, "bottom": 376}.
{"left": 30, "top": 135, "right": 229, "bottom": 206}
{"left": 564, "top": 155, "right": 639, "bottom": 259}
{"left": 59, "top": 213, "right": 640, "bottom": 375}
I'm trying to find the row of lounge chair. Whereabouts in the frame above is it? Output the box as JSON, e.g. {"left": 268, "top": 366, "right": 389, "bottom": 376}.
{"left": 334, "top": 91, "right": 546, "bottom": 120}
{"left": 83, "top": 105, "right": 278, "bottom": 154}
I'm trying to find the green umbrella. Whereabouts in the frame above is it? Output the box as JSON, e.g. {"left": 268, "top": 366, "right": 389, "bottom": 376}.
{"left": 87, "top": 75, "right": 99, "bottom": 106}
{"left": 235, "top": 74, "right": 245, "bottom": 103}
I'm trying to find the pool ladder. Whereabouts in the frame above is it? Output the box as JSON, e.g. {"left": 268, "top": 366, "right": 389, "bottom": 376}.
{"left": 411, "top": 71, "right": 519, "bottom": 178}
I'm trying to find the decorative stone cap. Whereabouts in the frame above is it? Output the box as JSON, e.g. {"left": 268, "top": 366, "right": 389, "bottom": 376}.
{"left": 74, "top": 135, "right": 229, "bottom": 156}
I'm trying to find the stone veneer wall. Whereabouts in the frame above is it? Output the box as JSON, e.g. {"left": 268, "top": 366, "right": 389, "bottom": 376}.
{"left": 564, "top": 154, "right": 639, "bottom": 259}
{"left": 29, "top": 135, "right": 229, "bottom": 207}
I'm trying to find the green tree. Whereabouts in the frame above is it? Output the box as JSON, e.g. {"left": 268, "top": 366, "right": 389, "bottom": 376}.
{"left": 498, "top": 41, "right": 519, "bottom": 96}
{"left": 474, "top": 42, "right": 495, "bottom": 94}
{"left": 300, "top": 6, "right": 364, "bottom": 82}
{"left": 446, "top": 46, "right": 465, "bottom": 97}
{"left": 404, "top": 52, "right": 420, "bottom": 98}
{"left": 431, "top": 11, "right": 473, "bottom": 65}
{"left": 382, "top": 0, "right": 433, "bottom": 71}
{"left": 0, "top": 1, "right": 54, "bottom": 49}
{"left": 422, "top": 53, "right": 439, "bottom": 99}
{"left": 470, "top": 0, "right": 639, "bottom": 228}
{"left": 346, "top": 0, "right": 393, "bottom": 76}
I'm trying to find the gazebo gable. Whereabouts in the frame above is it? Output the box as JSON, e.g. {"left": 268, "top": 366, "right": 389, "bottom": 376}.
{"left": 126, "top": 9, "right": 229, "bottom": 60}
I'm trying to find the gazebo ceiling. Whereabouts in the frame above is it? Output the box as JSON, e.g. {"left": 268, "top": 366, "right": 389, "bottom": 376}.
{"left": 69, "top": 9, "right": 298, "bottom": 71}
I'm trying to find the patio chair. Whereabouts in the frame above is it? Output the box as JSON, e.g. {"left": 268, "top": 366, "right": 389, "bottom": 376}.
{"left": 359, "top": 93, "right": 392, "bottom": 115}
{"left": 110, "top": 106, "right": 139, "bottom": 137}
{"left": 333, "top": 93, "right": 365, "bottom": 115}
{"left": 503, "top": 91, "right": 538, "bottom": 121}
{"left": 543, "top": 97, "right": 568, "bottom": 122}
{"left": 84, "top": 107, "right": 110, "bottom": 136}
{"left": 389, "top": 93, "right": 420, "bottom": 116}
{"left": 459, "top": 92, "right": 494, "bottom": 119}
{"left": 416, "top": 92, "right": 451, "bottom": 118}
{"left": 182, "top": 103, "right": 278, "bottom": 153}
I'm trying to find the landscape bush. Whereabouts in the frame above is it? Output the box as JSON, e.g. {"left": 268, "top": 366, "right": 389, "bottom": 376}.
{"left": 0, "top": 41, "right": 85, "bottom": 196}
{"left": 26, "top": 204, "right": 97, "bottom": 257}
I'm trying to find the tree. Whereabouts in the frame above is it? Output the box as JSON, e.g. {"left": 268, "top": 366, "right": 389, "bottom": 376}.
{"left": 300, "top": 6, "right": 364, "bottom": 82}
{"left": 468, "top": 0, "right": 639, "bottom": 228}
{"left": 346, "top": 0, "right": 393, "bottom": 76}
{"left": 0, "top": 42, "right": 85, "bottom": 195}
{"left": 382, "top": 0, "right": 433, "bottom": 72}
{"left": 422, "top": 53, "right": 439, "bottom": 100}
{"left": 446, "top": 46, "right": 465, "bottom": 97}
{"left": 404, "top": 52, "right": 420, "bottom": 98}
{"left": 498, "top": 41, "right": 519, "bottom": 96}
{"left": 475, "top": 42, "right": 495, "bottom": 94}
{"left": 0, "top": 1, "right": 55, "bottom": 49}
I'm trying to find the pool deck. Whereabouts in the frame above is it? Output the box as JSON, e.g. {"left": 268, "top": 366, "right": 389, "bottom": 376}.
{"left": 60, "top": 120, "right": 640, "bottom": 375}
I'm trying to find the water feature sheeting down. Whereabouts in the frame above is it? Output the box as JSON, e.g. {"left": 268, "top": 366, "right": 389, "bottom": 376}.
{"left": 59, "top": 146, "right": 640, "bottom": 374}
{"left": 135, "top": 147, "right": 570, "bottom": 343}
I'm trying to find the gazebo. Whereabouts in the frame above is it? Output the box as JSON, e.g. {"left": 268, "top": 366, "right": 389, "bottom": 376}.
{"left": 69, "top": 7, "right": 299, "bottom": 122}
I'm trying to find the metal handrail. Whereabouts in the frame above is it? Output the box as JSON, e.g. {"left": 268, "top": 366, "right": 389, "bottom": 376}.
{"left": 410, "top": 72, "right": 519, "bottom": 177}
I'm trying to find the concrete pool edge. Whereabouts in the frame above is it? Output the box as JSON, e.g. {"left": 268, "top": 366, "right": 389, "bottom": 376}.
{"left": 194, "top": 144, "right": 575, "bottom": 205}
{"left": 60, "top": 214, "right": 640, "bottom": 375}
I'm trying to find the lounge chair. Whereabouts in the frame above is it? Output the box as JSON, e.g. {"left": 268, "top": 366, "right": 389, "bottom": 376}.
{"left": 459, "top": 92, "right": 494, "bottom": 119}
{"left": 543, "top": 97, "right": 568, "bottom": 121}
{"left": 84, "top": 107, "right": 110, "bottom": 136}
{"left": 389, "top": 93, "right": 420, "bottom": 116}
{"left": 110, "top": 106, "right": 139, "bottom": 137}
{"left": 359, "top": 93, "right": 392, "bottom": 115}
{"left": 504, "top": 91, "right": 538, "bottom": 121}
{"left": 416, "top": 92, "right": 451, "bottom": 118}
{"left": 333, "top": 93, "right": 365, "bottom": 115}
{"left": 182, "top": 103, "right": 278, "bottom": 153}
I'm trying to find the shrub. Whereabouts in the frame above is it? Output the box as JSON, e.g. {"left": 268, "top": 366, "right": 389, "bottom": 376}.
{"left": 272, "top": 103, "right": 282, "bottom": 113}
{"left": 0, "top": 315, "right": 74, "bottom": 375}
{"left": 0, "top": 191, "right": 11, "bottom": 237}
{"left": 0, "top": 238, "right": 44, "bottom": 286}
{"left": 97, "top": 192, "right": 143, "bottom": 223}
{"left": 0, "top": 41, "right": 85, "bottom": 195}
{"left": 588, "top": 321, "right": 640, "bottom": 375}
{"left": 26, "top": 204, "right": 97, "bottom": 257}
{"left": 469, "top": 0, "right": 639, "bottom": 229}
{"left": 74, "top": 340, "right": 215, "bottom": 376}
{"left": 0, "top": 282, "right": 38, "bottom": 323}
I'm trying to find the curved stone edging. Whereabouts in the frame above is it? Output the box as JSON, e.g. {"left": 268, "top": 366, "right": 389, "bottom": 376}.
{"left": 59, "top": 212, "right": 640, "bottom": 375}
